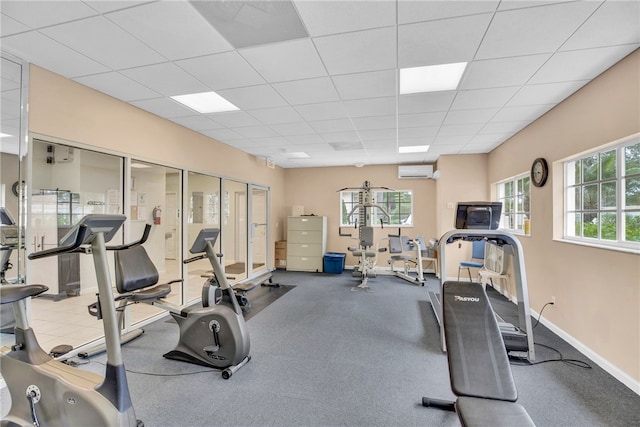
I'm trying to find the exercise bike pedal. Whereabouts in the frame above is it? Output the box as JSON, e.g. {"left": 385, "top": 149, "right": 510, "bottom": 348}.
{"left": 203, "top": 344, "right": 220, "bottom": 356}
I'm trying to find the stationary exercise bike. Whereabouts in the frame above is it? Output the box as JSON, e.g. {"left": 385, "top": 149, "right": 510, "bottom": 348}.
{"left": 109, "top": 227, "right": 251, "bottom": 379}
{"left": 0, "top": 214, "right": 142, "bottom": 426}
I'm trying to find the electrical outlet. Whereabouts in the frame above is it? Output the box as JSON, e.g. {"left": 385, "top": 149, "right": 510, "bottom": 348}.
{"left": 551, "top": 296, "right": 556, "bottom": 305}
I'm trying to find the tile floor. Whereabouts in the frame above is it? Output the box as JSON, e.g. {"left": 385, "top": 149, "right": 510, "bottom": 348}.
{"left": 0, "top": 259, "right": 227, "bottom": 354}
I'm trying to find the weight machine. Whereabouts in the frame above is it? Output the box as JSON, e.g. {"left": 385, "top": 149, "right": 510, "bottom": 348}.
{"left": 338, "top": 181, "right": 390, "bottom": 292}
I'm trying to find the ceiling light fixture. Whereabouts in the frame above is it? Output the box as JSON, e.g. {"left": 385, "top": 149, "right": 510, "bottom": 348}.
{"left": 398, "top": 145, "right": 430, "bottom": 154}
{"left": 0, "top": 133, "right": 11, "bottom": 138}
{"left": 171, "top": 91, "right": 239, "bottom": 114}
{"left": 400, "top": 62, "right": 467, "bottom": 95}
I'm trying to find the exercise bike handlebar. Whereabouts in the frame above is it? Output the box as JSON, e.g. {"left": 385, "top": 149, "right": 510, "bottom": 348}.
{"left": 28, "top": 225, "right": 89, "bottom": 260}
{"left": 106, "top": 223, "right": 152, "bottom": 251}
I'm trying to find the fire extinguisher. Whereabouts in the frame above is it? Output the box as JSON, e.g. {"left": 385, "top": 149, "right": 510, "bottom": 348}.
{"left": 153, "top": 206, "right": 162, "bottom": 225}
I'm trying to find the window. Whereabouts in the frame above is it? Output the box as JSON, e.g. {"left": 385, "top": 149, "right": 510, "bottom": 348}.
{"left": 565, "top": 137, "right": 640, "bottom": 250}
{"left": 340, "top": 190, "right": 413, "bottom": 227}
{"left": 497, "top": 174, "right": 530, "bottom": 234}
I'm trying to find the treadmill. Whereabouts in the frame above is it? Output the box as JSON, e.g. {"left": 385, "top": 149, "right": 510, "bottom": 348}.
{"left": 427, "top": 202, "right": 535, "bottom": 361}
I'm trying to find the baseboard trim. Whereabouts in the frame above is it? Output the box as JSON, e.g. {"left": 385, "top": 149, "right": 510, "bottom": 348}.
{"left": 530, "top": 308, "right": 640, "bottom": 396}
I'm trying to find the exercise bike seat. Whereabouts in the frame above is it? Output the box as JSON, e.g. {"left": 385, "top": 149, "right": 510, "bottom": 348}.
{"left": 0, "top": 284, "right": 48, "bottom": 304}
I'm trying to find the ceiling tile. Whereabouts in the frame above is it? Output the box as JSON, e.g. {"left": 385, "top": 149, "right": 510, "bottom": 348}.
{"left": 40, "top": 16, "right": 166, "bottom": 69}
{"left": 351, "top": 116, "right": 397, "bottom": 131}
{"left": 170, "top": 115, "right": 224, "bottom": 131}
{"left": 444, "top": 108, "right": 499, "bottom": 125}
{"left": 358, "top": 128, "right": 398, "bottom": 141}
{"left": 507, "top": 80, "right": 589, "bottom": 107}
{"left": 492, "top": 104, "right": 554, "bottom": 122}
{"left": 399, "top": 92, "right": 456, "bottom": 114}
{"left": 320, "top": 131, "right": 361, "bottom": 143}
{"left": 205, "top": 111, "right": 261, "bottom": 128}
{"left": 459, "top": 54, "right": 550, "bottom": 90}
{"left": 285, "top": 134, "right": 326, "bottom": 144}
{"left": 273, "top": 77, "right": 339, "bottom": 105}
{"left": 130, "top": 97, "right": 196, "bottom": 118}
{"left": 479, "top": 121, "right": 529, "bottom": 135}
{"left": 343, "top": 97, "right": 396, "bottom": 118}
{"left": 332, "top": 69, "right": 397, "bottom": 101}
{"left": 476, "top": 1, "right": 600, "bottom": 60}
{"left": 308, "top": 119, "right": 355, "bottom": 133}
{"left": 217, "top": 85, "right": 288, "bottom": 110}
{"left": 0, "top": 13, "right": 31, "bottom": 36}
{"left": 561, "top": 1, "right": 640, "bottom": 51}
{"left": 398, "top": 0, "right": 499, "bottom": 25}
{"left": 398, "top": 13, "right": 493, "bottom": 68}
{"left": 398, "top": 126, "right": 438, "bottom": 139}
{"left": 293, "top": 0, "right": 396, "bottom": 36}
{"left": 120, "top": 62, "right": 209, "bottom": 96}
{"left": 1, "top": 31, "right": 109, "bottom": 77}
{"left": 73, "top": 71, "right": 161, "bottom": 102}
{"left": 529, "top": 45, "right": 639, "bottom": 84}
{"left": 232, "top": 125, "right": 279, "bottom": 139}
{"left": 294, "top": 101, "right": 349, "bottom": 121}
{"left": 105, "top": 1, "right": 232, "bottom": 60}
{"left": 270, "top": 122, "right": 316, "bottom": 136}
{"left": 189, "top": 0, "right": 308, "bottom": 49}
{"left": 399, "top": 112, "right": 447, "bottom": 128}
{"left": 438, "top": 124, "right": 485, "bottom": 136}
{"left": 176, "top": 51, "right": 265, "bottom": 90}
{"left": 248, "top": 106, "right": 303, "bottom": 125}
{"left": 239, "top": 38, "right": 326, "bottom": 83}
{"left": 0, "top": 1, "right": 97, "bottom": 29}
{"left": 451, "top": 86, "right": 520, "bottom": 110}
{"left": 84, "top": 1, "right": 156, "bottom": 14}
{"left": 313, "top": 27, "right": 396, "bottom": 75}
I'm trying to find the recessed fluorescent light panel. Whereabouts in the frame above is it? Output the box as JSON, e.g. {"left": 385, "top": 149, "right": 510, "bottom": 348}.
{"left": 284, "top": 152, "right": 310, "bottom": 159}
{"left": 400, "top": 62, "right": 467, "bottom": 95}
{"left": 171, "top": 91, "right": 239, "bottom": 114}
{"left": 398, "top": 145, "right": 430, "bottom": 154}
{"left": 0, "top": 133, "right": 11, "bottom": 138}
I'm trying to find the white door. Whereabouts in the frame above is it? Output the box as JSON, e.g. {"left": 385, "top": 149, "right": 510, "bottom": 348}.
{"left": 28, "top": 193, "right": 59, "bottom": 295}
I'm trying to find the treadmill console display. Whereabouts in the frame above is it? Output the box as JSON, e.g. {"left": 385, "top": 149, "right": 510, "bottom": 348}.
{"left": 454, "top": 202, "right": 503, "bottom": 230}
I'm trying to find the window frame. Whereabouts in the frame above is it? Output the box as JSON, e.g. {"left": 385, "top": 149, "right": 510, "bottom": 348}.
{"left": 563, "top": 135, "right": 640, "bottom": 252}
{"left": 339, "top": 189, "right": 414, "bottom": 227}
{"left": 496, "top": 173, "right": 531, "bottom": 235}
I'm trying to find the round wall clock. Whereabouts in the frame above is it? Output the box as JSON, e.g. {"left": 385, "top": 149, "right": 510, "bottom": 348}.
{"left": 531, "top": 158, "right": 548, "bottom": 187}
{"left": 11, "top": 180, "right": 24, "bottom": 197}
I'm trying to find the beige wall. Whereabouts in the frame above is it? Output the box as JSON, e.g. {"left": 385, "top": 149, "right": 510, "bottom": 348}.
{"left": 27, "top": 65, "right": 286, "bottom": 267}
{"left": 489, "top": 49, "right": 640, "bottom": 387}
{"left": 282, "top": 165, "right": 437, "bottom": 267}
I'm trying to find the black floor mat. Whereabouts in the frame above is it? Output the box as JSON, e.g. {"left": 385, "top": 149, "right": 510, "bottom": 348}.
{"left": 242, "top": 283, "right": 294, "bottom": 321}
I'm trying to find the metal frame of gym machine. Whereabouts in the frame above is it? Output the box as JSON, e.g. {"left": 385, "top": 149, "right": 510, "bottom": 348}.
{"left": 338, "top": 181, "right": 391, "bottom": 292}
{"left": 428, "top": 228, "right": 536, "bottom": 362}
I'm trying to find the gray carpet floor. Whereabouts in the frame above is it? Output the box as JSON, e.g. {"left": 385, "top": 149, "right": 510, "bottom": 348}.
{"left": 2, "top": 270, "right": 639, "bottom": 426}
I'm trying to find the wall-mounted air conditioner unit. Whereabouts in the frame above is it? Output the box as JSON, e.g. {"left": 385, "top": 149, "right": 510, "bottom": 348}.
{"left": 398, "top": 164, "right": 434, "bottom": 179}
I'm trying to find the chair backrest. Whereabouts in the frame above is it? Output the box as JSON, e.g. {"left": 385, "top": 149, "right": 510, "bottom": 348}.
{"left": 114, "top": 245, "right": 159, "bottom": 293}
{"left": 471, "top": 240, "right": 486, "bottom": 260}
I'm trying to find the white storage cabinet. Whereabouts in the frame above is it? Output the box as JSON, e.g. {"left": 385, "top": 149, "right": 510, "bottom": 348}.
{"left": 286, "top": 216, "right": 327, "bottom": 272}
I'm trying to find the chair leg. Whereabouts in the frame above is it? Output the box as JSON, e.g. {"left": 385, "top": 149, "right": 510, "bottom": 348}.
{"left": 467, "top": 268, "right": 473, "bottom": 283}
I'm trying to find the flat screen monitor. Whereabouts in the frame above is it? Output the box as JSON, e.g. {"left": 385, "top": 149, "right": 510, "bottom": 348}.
{"left": 454, "top": 202, "right": 502, "bottom": 230}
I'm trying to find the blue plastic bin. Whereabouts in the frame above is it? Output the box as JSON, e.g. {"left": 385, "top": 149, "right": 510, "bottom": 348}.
{"left": 324, "top": 252, "right": 346, "bottom": 274}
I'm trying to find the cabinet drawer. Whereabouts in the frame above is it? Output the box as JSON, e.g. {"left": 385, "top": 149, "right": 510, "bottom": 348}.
{"left": 288, "top": 217, "right": 324, "bottom": 231}
{"left": 288, "top": 230, "right": 323, "bottom": 244}
{"left": 286, "top": 256, "right": 323, "bottom": 272}
{"left": 287, "top": 243, "right": 321, "bottom": 256}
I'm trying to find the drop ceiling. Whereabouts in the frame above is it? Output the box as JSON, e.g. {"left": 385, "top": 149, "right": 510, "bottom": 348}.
{"left": 1, "top": 0, "right": 638, "bottom": 168}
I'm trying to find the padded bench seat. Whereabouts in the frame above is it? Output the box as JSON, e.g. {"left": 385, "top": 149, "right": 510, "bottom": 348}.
{"left": 456, "top": 397, "right": 535, "bottom": 427}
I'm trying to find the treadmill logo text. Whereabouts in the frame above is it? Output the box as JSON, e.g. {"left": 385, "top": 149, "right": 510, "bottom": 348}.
{"left": 454, "top": 295, "right": 480, "bottom": 302}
